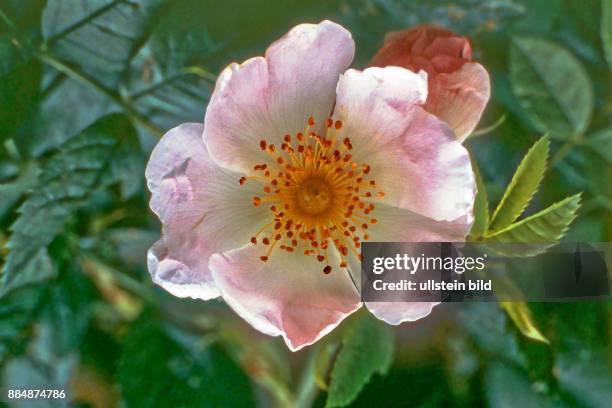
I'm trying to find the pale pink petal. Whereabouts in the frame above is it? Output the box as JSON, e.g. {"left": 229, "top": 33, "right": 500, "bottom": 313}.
{"left": 208, "top": 245, "right": 361, "bottom": 351}
{"left": 204, "top": 20, "right": 355, "bottom": 173}
{"left": 367, "top": 302, "right": 439, "bottom": 325}
{"left": 148, "top": 239, "right": 220, "bottom": 300}
{"left": 333, "top": 67, "right": 476, "bottom": 222}
{"left": 425, "top": 62, "right": 490, "bottom": 141}
{"left": 358, "top": 204, "right": 471, "bottom": 324}
{"left": 145, "top": 123, "right": 268, "bottom": 299}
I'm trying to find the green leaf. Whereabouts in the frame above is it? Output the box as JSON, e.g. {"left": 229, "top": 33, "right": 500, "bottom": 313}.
{"left": 484, "top": 194, "right": 581, "bottom": 254}
{"left": 44, "top": 265, "right": 94, "bottom": 356}
{"left": 489, "top": 137, "right": 549, "bottom": 232}
{"left": 326, "top": 313, "right": 394, "bottom": 408}
{"left": 469, "top": 158, "right": 489, "bottom": 239}
{"left": 0, "top": 284, "right": 47, "bottom": 364}
{"left": 42, "top": 0, "right": 165, "bottom": 88}
{"left": 500, "top": 302, "right": 549, "bottom": 344}
{"left": 603, "top": 0, "right": 612, "bottom": 67}
{"left": 117, "top": 315, "right": 255, "bottom": 408}
{"left": 2, "top": 114, "right": 135, "bottom": 293}
{"left": 0, "top": 162, "right": 39, "bottom": 220}
{"left": 510, "top": 36, "right": 593, "bottom": 139}
{"left": 584, "top": 128, "right": 612, "bottom": 163}
{"left": 0, "top": 34, "right": 43, "bottom": 143}
{"left": 458, "top": 303, "right": 525, "bottom": 366}
{"left": 486, "top": 363, "right": 556, "bottom": 408}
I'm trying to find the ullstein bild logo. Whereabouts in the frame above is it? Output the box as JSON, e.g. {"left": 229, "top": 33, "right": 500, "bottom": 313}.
{"left": 360, "top": 243, "right": 611, "bottom": 302}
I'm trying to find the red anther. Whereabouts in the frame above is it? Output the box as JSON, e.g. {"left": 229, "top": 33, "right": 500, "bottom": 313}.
{"left": 334, "top": 120, "right": 343, "bottom": 130}
{"left": 323, "top": 265, "right": 332, "bottom": 274}
{"left": 250, "top": 237, "right": 257, "bottom": 244}
{"left": 263, "top": 237, "right": 270, "bottom": 245}
{"left": 308, "top": 116, "right": 315, "bottom": 126}
{"left": 326, "top": 118, "right": 333, "bottom": 128}
{"left": 317, "top": 255, "right": 325, "bottom": 262}
{"left": 252, "top": 197, "right": 262, "bottom": 206}
{"left": 260, "top": 256, "right": 269, "bottom": 262}
{"left": 239, "top": 176, "right": 247, "bottom": 185}
{"left": 260, "top": 140, "right": 267, "bottom": 150}
{"left": 284, "top": 134, "right": 291, "bottom": 142}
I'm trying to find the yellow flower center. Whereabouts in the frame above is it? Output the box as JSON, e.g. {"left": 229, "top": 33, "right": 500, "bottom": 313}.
{"left": 239, "top": 117, "right": 383, "bottom": 274}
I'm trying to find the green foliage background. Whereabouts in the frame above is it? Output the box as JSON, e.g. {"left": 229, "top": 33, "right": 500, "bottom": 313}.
{"left": 0, "top": 0, "right": 610, "bottom": 407}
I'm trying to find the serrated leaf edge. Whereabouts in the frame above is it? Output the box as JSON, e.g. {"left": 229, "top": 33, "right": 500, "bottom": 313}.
{"left": 489, "top": 137, "right": 550, "bottom": 231}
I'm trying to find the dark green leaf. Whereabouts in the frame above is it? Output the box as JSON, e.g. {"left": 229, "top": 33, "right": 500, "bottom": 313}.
{"left": 510, "top": 36, "right": 593, "bottom": 139}
{"left": 458, "top": 303, "right": 525, "bottom": 366}
{"left": 603, "top": 0, "right": 612, "bottom": 67}
{"left": 117, "top": 315, "right": 255, "bottom": 408}
{"left": 44, "top": 265, "right": 94, "bottom": 356}
{"left": 2, "top": 114, "right": 135, "bottom": 293}
{"left": 555, "top": 350, "right": 612, "bottom": 407}
{"left": 0, "top": 35, "right": 43, "bottom": 143}
{"left": 486, "top": 363, "right": 558, "bottom": 408}
{"left": 42, "top": 0, "right": 165, "bottom": 88}
{"left": 0, "top": 162, "right": 39, "bottom": 220}
{"left": 326, "top": 313, "right": 394, "bottom": 408}
{"left": 0, "top": 284, "right": 47, "bottom": 364}
{"left": 489, "top": 137, "right": 549, "bottom": 232}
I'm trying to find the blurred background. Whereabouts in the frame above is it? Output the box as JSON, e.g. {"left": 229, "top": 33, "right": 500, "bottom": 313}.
{"left": 0, "top": 0, "right": 610, "bottom": 407}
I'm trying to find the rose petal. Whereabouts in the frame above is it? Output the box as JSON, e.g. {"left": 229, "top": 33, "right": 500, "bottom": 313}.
{"left": 204, "top": 20, "right": 355, "bottom": 173}
{"left": 345, "top": 200, "right": 470, "bottom": 295}
{"left": 366, "top": 301, "right": 439, "bottom": 325}
{"left": 425, "top": 62, "right": 490, "bottom": 141}
{"left": 333, "top": 67, "right": 475, "bottom": 222}
{"left": 145, "top": 123, "right": 268, "bottom": 299}
{"left": 209, "top": 244, "right": 361, "bottom": 351}
{"left": 147, "top": 239, "right": 220, "bottom": 300}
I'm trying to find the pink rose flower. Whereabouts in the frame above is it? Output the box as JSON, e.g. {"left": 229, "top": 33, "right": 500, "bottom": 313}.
{"left": 370, "top": 25, "right": 491, "bottom": 141}
{"left": 146, "top": 21, "right": 476, "bottom": 351}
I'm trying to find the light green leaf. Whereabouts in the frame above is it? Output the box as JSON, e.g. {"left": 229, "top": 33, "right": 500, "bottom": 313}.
{"left": 510, "top": 36, "right": 594, "bottom": 139}
{"left": 501, "top": 302, "right": 549, "bottom": 344}
{"left": 1, "top": 114, "right": 135, "bottom": 293}
{"left": 469, "top": 158, "right": 489, "bottom": 239}
{"left": 603, "top": 0, "right": 612, "bottom": 68}
{"left": 484, "top": 194, "right": 581, "bottom": 254}
{"left": 489, "top": 137, "right": 549, "bottom": 232}
{"left": 326, "top": 313, "right": 394, "bottom": 408}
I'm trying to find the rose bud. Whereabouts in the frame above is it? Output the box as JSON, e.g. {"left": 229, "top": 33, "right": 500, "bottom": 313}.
{"left": 370, "top": 25, "right": 491, "bottom": 141}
